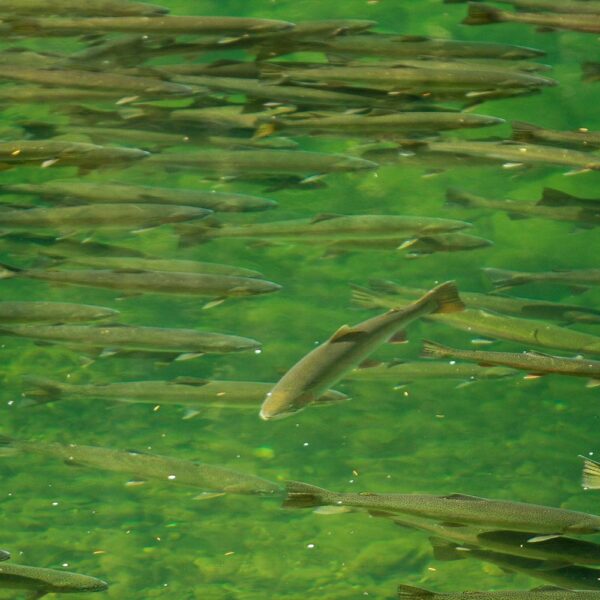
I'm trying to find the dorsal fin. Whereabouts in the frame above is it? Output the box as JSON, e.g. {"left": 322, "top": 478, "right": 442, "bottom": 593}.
{"left": 537, "top": 188, "right": 579, "bottom": 207}
{"left": 441, "top": 493, "right": 484, "bottom": 501}
{"left": 329, "top": 324, "right": 366, "bottom": 343}
{"left": 310, "top": 213, "right": 343, "bottom": 224}
{"left": 397, "top": 585, "right": 438, "bottom": 598}
{"left": 173, "top": 377, "right": 210, "bottom": 387}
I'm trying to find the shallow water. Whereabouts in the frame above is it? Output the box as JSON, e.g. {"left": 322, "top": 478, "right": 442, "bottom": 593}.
{"left": 0, "top": 1, "right": 599, "bottom": 598}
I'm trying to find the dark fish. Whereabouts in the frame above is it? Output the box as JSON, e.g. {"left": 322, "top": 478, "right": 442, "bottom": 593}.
{"left": 582, "top": 63, "right": 600, "bottom": 83}
{"left": 512, "top": 121, "right": 600, "bottom": 150}
{"left": 422, "top": 340, "right": 600, "bottom": 383}
{"left": 0, "top": 301, "right": 118, "bottom": 324}
{"left": 463, "top": 3, "right": 600, "bottom": 34}
{"left": 283, "top": 480, "right": 600, "bottom": 533}
{"left": 0, "top": 0, "right": 169, "bottom": 16}
{"left": 0, "top": 434, "right": 280, "bottom": 495}
{"left": 484, "top": 267, "right": 600, "bottom": 290}
{"left": 447, "top": 0, "right": 600, "bottom": 15}
{"left": 0, "top": 180, "right": 276, "bottom": 212}
{"left": 260, "top": 282, "right": 464, "bottom": 420}
{"left": 398, "top": 585, "right": 600, "bottom": 600}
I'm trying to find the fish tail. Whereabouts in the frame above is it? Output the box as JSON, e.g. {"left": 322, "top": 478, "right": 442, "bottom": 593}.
{"left": 463, "top": 2, "right": 503, "bottom": 26}
{"left": 427, "top": 281, "right": 465, "bottom": 314}
{"left": 0, "top": 433, "right": 17, "bottom": 457}
{"left": 282, "top": 480, "right": 332, "bottom": 509}
{"left": 511, "top": 121, "right": 541, "bottom": 143}
{"left": 254, "top": 120, "right": 279, "bottom": 139}
{"left": 582, "top": 62, "right": 600, "bottom": 83}
{"left": 580, "top": 456, "right": 600, "bottom": 490}
{"left": 483, "top": 267, "right": 524, "bottom": 290}
{"left": 21, "top": 376, "right": 66, "bottom": 406}
{"left": 175, "top": 220, "right": 219, "bottom": 248}
{"left": 349, "top": 284, "right": 389, "bottom": 310}
{"left": 428, "top": 537, "right": 468, "bottom": 561}
{"left": 422, "top": 339, "right": 453, "bottom": 359}
{"left": 0, "top": 262, "right": 22, "bottom": 279}
{"left": 398, "top": 584, "right": 439, "bottom": 598}
{"left": 445, "top": 188, "right": 476, "bottom": 208}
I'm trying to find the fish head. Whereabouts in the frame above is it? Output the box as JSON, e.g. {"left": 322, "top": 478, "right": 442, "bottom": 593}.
{"left": 259, "top": 389, "right": 316, "bottom": 420}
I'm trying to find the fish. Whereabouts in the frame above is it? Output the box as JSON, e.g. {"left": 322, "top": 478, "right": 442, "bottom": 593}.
{"left": 0, "top": 180, "right": 277, "bottom": 212}
{"left": 49, "top": 256, "right": 264, "bottom": 279}
{"left": 0, "top": 85, "right": 140, "bottom": 104}
{"left": 293, "top": 33, "right": 546, "bottom": 60}
{"left": 398, "top": 585, "right": 600, "bottom": 600}
{"left": 582, "top": 63, "right": 600, "bottom": 83}
{"left": 463, "top": 3, "right": 600, "bottom": 34}
{"left": 429, "top": 541, "right": 600, "bottom": 591}
{"left": 283, "top": 480, "right": 600, "bottom": 534}
{"left": 484, "top": 267, "right": 600, "bottom": 290}
{"left": 0, "top": 323, "right": 261, "bottom": 358}
{"left": 0, "top": 263, "right": 279, "bottom": 304}
{"left": 0, "top": 434, "right": 280, "bottom": 495}
{"left": 4, "top": 15, "right": 294, "bottom": 36}
{"left": 0, "top": 562, "right": 108, "bottom": 596}
{"left": 0, "top": 66, "right": 193, "bottom": 97}
{"left": 0, "top": 301, "right": 119, "bottom": 324}
{"left": 22, "top": 376, "right": 349, "bottom": 411}
{"left": 422, "top": 340, "right": 600, "bottom": 382}
{"left": 0, "top": 139, "right": 149, "bottom": 170}
{"left": 372, "top": 511, "right": 600, "bottom": 566}
{"left": 260, "top": 281, "right": 464, "bottom": 420}
{"left": 256, "top": 112, "right": 504, "bottom": 138}
{"left": 177, "top": 214, "right": 471, "bottom": 246}
{"left": 321, "top": 232, "right": 493, "bottom": 257}
{"left": 0, "top": 0, "right": 169, "bottom": 16}
{"left": 447, "top": 0, "right": 600, "bottom": 15}
{"left": 345, "top": 359, "right": 517, "bottom": 386}
{"left": 351, "top": 279, "right": 600, "bottom": 326}
{"left": 512, "top": 121, "right": 600, "bottom": 150}
{"left": 396, "top": 139, "right": 600, "bottom": 171}
{"left": 582, "top": 457, "right": 600, "bottom": 490}
{"left": 143, "top": 149, "right": 378, "bottom": 178}
{"left": 0, "top": 204, "right": 211, "bottom": 230}
{"left": 446, "top": 188, "right": 600, "bottom": 225}
{"left": 260, "top": 62, "right": 555, "bottom": 94}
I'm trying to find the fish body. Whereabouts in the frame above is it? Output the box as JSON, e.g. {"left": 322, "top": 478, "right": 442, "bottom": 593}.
{"left": 0, "top": 562, "right": 107, "bottom": 595}
{"left": 0, "top": 204, "right": 210, "bottom": 229}
{"left": 144, "top": 149, "right": 377, "bottom": 175}
{"left": 423, "top": 340, "right": 600, "bottom": 379}
{"left": 464, "top": 3, "right": 600, "bottom": 33}
{"left": 446, "top": 188, "right": 600, "bottom": 224}
{"left": 351, "top": 280, "right": 600, "bottom": 326}
{"left": 0, "top": 323, "right": 261, "bottom": 355}
{"left": 0, "top": 139, "right": 149, "bottom": 169}
{"left": 0, "top": 66, "right": 192, "bottom": 96}
{"left": 512, "top": 121, "right": 600, "bottom": 150}
{"left": 0, "top": 180, "right": 276, "bottom": 212}
{"left": 448, "top": 0, "right": 600, "bottom": 14}
{"left": 259, "top": 112, "right": 504, "bottom": 137}
{"left": 0, "top": 0, "right": 169, "bottom": 16}
{"left": 404, "top": 139, "right": 600, "bottom": 171}
{"left": 0, "top": 435, "right": 280, "bottom": 495}
{"left": 260, "top": 281, "right": 464, "bottom": 419}
{"left": 0, "top": 85, "right": 135, "bottom": 103}
{"left": 484, "top": 267, "right": 600, "bottom": 290}
{"left": 0, "top": 301, "right": 118, "bottom": 323}
{"left": 54, "top": 256, "right": 264, "bottom": 279}
{"left": 398, "top": 585, "right": 600, "bottom": 600}
{"left": 283, "top": 481, "right": 600, "bottom": 534}
{"left": 23, "top": 377, "right": 348, "bottom": 409}
{"left": 178, "top": 214, "right": 471, "bottom": 244}
{"left": 346, "top": 359, "right": 517, "bottom": 384}
{"left": 5, "top": 15, "right": 294, "bottom": 35}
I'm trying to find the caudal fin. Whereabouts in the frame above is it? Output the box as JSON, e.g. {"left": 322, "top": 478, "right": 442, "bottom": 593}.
{"left": 581, "top": 456, "right": 600, "bottom": 490}
{"left": 463, "top": 3, "right": 503, "bottom": 26}
{"left": 21, "top": 376, "right": 66, "bottom": 406}
{"left": 511, "top": 121, "right": 541, "bottom": 143}
{"left": 0, "top": 262, "right": 22, "bottom": 280}
{"left": 422, "top": 339, "right": 454, "bottom": 359}
{"left": 350, "top": 284, "right": 392, "bottom": 310}
{"left": 282, "top": 480, "right": 333, "bottom": 509}
{"left": 428, "top": 281, "right": 465, "bottom": 314}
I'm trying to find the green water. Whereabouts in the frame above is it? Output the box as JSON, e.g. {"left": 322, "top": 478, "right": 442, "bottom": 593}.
{"left": 1, "top": 1, "right": 600, "bottom": 598}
